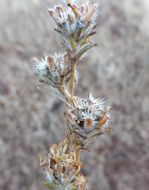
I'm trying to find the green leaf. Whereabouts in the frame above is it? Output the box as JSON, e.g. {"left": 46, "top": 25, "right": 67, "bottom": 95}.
{"left": 73, "top": 43, "right": 95, "bottom": 62}
{"left": 87, "top": 32, "right": 96, "bottom": 38}
{"left": 75, "top": 28, "right": 83, "bottom": 42}
{"left": 69, "top": 37, "right": 77, "bottom": 51}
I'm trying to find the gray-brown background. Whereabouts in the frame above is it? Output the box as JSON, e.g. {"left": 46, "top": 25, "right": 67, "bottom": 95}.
{"left": 0, "top": 0, "right": 149, "bottom": 190}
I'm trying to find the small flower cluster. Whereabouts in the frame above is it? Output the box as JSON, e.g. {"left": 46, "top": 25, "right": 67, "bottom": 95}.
{"left": 33, "top": 0, "right": 112, "bottom": 189}
{"left": 65, "top": 94, "right": 112, "bottom": 147}
{"left": 39, "top": 139, "right": 88, "bottom": 190}
{"left": 49, "top": 1, "right": 98, "bottom": 37}
{"left": 49, "top": 0, "right": 99, "bottom": 61}
{"left": 33, "top": 52, "right": 77, "bottom": 104}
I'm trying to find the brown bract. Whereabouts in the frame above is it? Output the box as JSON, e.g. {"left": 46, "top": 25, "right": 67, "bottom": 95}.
{"left": 39, "top": 139, "right": 88, "bottom": 189}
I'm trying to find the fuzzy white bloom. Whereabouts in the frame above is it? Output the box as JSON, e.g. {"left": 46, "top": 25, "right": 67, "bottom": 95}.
{"left": 48, "top": 1, "right": 99, "bottom": 54}
{"left": 33, "top": 52, "right": 78, "bottom": 104}
{"left": 48, "top": 6, "right": 77, "bottom": 37}
{"left": 72, "top": 93, "right": 105, "bottom": 121}
{"left": 65, "top": 93, "right": 111, "bottom": 146}
{"left": 34, "top": 54, "right": 65, "bottom": 85}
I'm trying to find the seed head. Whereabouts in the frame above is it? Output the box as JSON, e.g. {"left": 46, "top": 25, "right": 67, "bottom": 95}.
{"left": 40, "top": 139, "right": 88, "bottom": 190}
{"left": 33, "top": 52, "right": 77, "bottom": 104}
{"left": 65, "top": 94, "right": 112, "bottom": 146}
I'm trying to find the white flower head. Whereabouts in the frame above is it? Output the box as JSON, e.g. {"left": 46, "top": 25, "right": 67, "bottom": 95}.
{"left": 66, "top": 94, "right": 111, "bottom": 146}
{"left": 33, "top": 52, "right": 78, "bottom": 104}
{"left": 33, "top": 53, "right": 71, "bottom": 85}
{"left": 49, "top": 5, "right": 78, "bottom": 37}
{"left": 48, "top": 1, "right": 99, "bottom": 42}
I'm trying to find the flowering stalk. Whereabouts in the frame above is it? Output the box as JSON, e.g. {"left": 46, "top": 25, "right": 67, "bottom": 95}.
{"left": 33, "top": 0, "right": 112, "bottom": 189}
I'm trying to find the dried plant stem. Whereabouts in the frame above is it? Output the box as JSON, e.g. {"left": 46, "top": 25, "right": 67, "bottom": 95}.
{"left": 33, "top": 1, "right": 112, "bottom": 189}
{"left": 70, "top": 60, "right": 77, "bottom": 98}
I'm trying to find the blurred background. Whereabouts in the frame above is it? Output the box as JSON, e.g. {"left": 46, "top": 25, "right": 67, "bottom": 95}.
{"left": 0, "top": 0, "right": 149, "bottom": 190}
